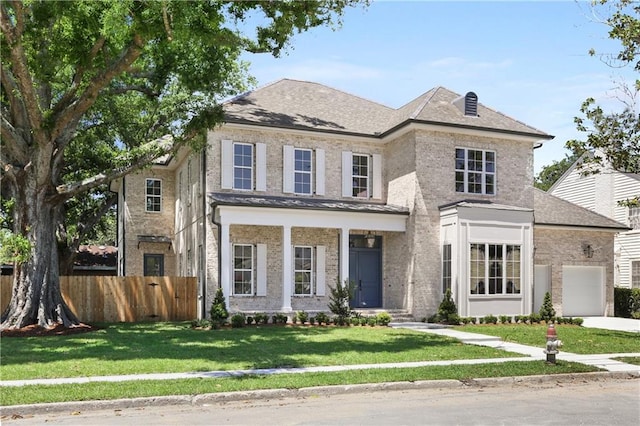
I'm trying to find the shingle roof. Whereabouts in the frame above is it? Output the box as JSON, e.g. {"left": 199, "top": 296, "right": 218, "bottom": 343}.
{"left": 209, "top": 192, "right": 409, "bottom": 215}
{"left": 533, "top": 188, "right": 629, "bottom": 230}
{"left": 223, "top": 79, "right": 553, "bottom": 139}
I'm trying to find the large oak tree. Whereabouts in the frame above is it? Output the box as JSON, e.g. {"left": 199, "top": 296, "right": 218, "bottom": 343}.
{"left": 0, "top": 0, "right": 365, "bottom": 330}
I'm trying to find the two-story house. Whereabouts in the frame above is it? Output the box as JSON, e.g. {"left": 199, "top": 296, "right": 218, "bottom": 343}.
{"left": 549, "top": 153, "right": 639, "bottom": 289}
{"left": 113, "top": 79, "right": 625, "bottom": 320}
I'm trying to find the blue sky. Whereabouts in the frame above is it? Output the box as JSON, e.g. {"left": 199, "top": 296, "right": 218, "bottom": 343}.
{"left": 240, "top": 0, "right": 637, "bottom": 174}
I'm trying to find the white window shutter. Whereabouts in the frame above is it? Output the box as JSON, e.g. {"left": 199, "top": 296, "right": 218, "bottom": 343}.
{"left": 283, "top": 145, "right": 294, "bottom": 193}
{"left": 315, "top": 149, "right": 325, "bottom": 196}
{"left": 372, "top": 153, "right": 382, "bottom": 199}
{"left": 255, "top": 143, "right": 267, "bottom": 191}
{"left": 221, "top": 140, "right": 233, "bottom": 189}
{"left": 342, "top": 151, "right": 352, "bottom": 197}
{"left": 256, "top": 244, "right": 267, "bottom": 296}
{"left": 315, "top": 245, "right": 326, "bottom": 296}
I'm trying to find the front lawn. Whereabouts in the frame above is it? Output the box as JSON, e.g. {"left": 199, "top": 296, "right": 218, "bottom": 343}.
{"left": 0, "top": 322, "right": 519, "bottom": 381}
{"left": 456, "top": 324, "right": 640, "bottom": 354}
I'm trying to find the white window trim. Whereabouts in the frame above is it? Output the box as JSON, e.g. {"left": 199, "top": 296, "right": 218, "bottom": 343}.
{"left": 455, "top": 147, "right": 496, "bottom": 195}
{"left": 293, "top": 245, "right": 314, "bottom": 296}
{"left": 145, "top": 178, "right": 162, "bottom": 213}
{"left": 631, "top": 259, "right": 640, "bottom": 289}
{"left": 629, "top": 206, "right": 640, "bottom": 230}
{"left": 232, "top": 243, "right": 254, "bottom": 296}
{"left": 352, "top": 153, "right": 370, "bottom": 199}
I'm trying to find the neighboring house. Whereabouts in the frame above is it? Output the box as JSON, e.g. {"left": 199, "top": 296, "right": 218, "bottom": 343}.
{"left": 112, "top": 79, "right": 624, "bottom": 319}
{"left": 1, "top": 245, "right": 117, "bottom": 276}
{"left": 549, "top": 155, "right": 639, "bottom": 289}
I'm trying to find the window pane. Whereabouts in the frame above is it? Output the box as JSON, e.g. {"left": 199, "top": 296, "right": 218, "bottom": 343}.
{"left": 454, "top": 148, "right": 495, "bottom": 195}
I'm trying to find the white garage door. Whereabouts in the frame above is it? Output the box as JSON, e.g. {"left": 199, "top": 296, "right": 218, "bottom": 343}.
{"left": 562, "top": 266, "right": 605, "bottom": 317}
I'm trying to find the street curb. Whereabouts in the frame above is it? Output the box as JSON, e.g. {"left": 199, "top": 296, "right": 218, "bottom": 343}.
{"left": 2, "top": 371, "right": 638, "bottom": 417}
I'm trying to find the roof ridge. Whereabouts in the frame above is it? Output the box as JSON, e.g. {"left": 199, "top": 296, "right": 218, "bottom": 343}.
{"left": 406, "top": 86, "right": 445, "bottom": 119}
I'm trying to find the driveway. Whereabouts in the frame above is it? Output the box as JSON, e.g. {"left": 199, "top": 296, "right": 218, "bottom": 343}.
{"left": 581, "top": 317, "right": 640, "bottom": 333}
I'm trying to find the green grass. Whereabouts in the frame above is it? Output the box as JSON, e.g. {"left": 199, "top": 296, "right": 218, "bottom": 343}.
{"left": 1, "top": 322, "right": 519, "bottom": 381}
{"left": 0, "top": 361, "right": 598, "bottom": 407}
{"left": 456, "top": 324, "right": 640, "bottom": 354}
{"left": 613, "top": 356, "right": 640, "bottom": 366}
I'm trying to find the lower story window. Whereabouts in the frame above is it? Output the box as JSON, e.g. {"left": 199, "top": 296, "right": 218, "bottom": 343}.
{"left": 294, "top": 246, "right": 313, "bottom": 295}
{"left": 442, "top": 244, "right": 452, "bottom": 293}
{"left": 233, "top": 244, "right": 254, "bottom": 295}
{"left": 470, "top": 243, "right": 521, "bottom": 295}
{"left": 143, "top": 254, "right": 164, "bottom": 276}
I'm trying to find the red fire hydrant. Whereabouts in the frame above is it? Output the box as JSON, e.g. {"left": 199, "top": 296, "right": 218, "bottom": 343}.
{"left": 544, "top": 323, "right": 562, "bottom": 364}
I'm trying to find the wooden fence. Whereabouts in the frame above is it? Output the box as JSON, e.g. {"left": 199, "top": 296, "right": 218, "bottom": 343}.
{"left": 0, "top": 276, "right": 197, "bottom": 322}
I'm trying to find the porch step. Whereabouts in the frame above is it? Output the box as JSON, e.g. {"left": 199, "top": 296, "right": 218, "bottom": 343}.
{"left": 352, "top": 309, "right": 415, "bottom": 323}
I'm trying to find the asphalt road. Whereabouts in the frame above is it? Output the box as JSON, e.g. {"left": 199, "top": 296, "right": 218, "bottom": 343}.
{"left": 4, "top": 378, "right": 639, "bottom": 425}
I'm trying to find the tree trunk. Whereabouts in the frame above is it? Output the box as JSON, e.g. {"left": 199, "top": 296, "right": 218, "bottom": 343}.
{"left": 0, "top": 177, "right": 80, "bottom": 330}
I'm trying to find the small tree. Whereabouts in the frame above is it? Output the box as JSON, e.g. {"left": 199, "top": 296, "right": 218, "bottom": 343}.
{"left": 437, "top": 288, "right": 459, "bottom": 324}
{"left": 539, "top": 292, "right": 556, "bottom": 322}
{"left": 328, "top": 279, "right": 352, "bottom": 322}
{"left": 209, "top": 288, "right": 229, "bottom": 329}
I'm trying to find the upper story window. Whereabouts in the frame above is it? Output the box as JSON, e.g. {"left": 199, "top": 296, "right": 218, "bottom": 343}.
{"left": 221, "top": 140, "right": 266, "bottom": 192}
{"left": 294, "top": 149, "right": 313, "bottom": 194}
{"left": 145, "top": 178, "right": 162, "bottom": 212}
{"left": 629, "top": 206, "right": 640, "bottom": 230}
{"left": 341, "top": 151, "right": 382, "bottom": 199}
{"left": 352, "top": 154, "right": 370, "bottom": 198}
{"left": 455, "top": 148, "right": 495, "bottom": 195}
{"left": 233, "top": 143, "right": 253, "bottom": 190}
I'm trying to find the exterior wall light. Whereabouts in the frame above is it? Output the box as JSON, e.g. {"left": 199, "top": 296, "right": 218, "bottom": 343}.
{"left": 582, "top": 243, "right": 594, "bottom": 258}
{"left": 365, "top": 231, "right": 376, "bottom": 248}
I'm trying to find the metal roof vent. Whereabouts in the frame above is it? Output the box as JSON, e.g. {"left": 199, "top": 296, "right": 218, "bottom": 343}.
{"left": 453, "top": 91, "right": 478, "bottom": 117}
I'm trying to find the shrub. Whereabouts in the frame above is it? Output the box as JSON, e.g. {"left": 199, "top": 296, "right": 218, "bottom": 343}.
{"left": 210, "top": 288, "right": 229, "bottom": 329}
{"left": 529, "top": 313, "right": 541, "bottom": 324}
{"left": 614, "top": 287, "right": 632, "bottom": 317}
{"left": 230, "top": 313, "right": 246, "bottom": 328}
{"left": 272, "top": 313, "right": 288, "bottom": 324}
{"left": 572, "top": 317, "right": 584, "bottom": 326}
{"left": 246, "top": 316, "right": 254, "bottom": 325}
{"left": 309, "top": 316, "right": 316, "bottom": 325}
{"left": 191, "top": 319, "right": 210, "bottom": 329}
{"left": 376, "top": 311, "right": 392, "bottom": 326}
{"left": 315, "top": 312, "right": 330, "bottom": 325}
{"left": 446, "top": 313, "right": 460, "bottom": 325}
{"left": 254, "top": 313, "right": 269, "bottom": 324}
{"left": 367, "top": 316, "right": 377, "bottom": 326}
{"left": 328, "top": 279, "right": 352, "bottom": 322}
{"left": 482, "top": 314, "right": 498, "bottom": 324}
{"left": 296, "top": 311, "right": 309, "bottom": 324}
{"left": 427, "top": 314, "right": 439, "bottom": 323}
{"left": 437, "top": 288, "right": 458, "bottom": 324}
{"left": 359, "top": 317, "right": 368, "bottom": 326}
{"left": 460, "top": 317, "right": 471, "bottom": 325}
{"left": 350, "top": 317, "right": 360, "bottom": 326}
{"left": 499, "top": 315, "right": 511, "bottom": 324}
{"left": 539, "top": 292, "right": 556, "bottom": 322}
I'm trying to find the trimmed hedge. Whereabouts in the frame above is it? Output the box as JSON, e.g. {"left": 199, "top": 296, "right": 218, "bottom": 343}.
{"left": 614, "top": 287, "right": 640, "bottom": 318}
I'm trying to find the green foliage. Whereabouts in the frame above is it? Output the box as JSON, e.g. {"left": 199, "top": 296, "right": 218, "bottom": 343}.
{"left": 0, "top": 230, "right": 32, "bottom": 265}
{"left": 254, "top": 313, "right": 269, "bottom": 325}
{"left": 499, "top": 315, "right": 511, "bottom": 324}
{"left": 296, "top": 311, "right": 309, "bottom": 324}
{"left": 230, "top": 313, "right": 246, "bottom": 328}
{"left": 376, "top": 312, "right": 392, "bottom": 326}
{"left": 209, "top": 288, "right": 229, "bottom": 329}
{"left": 328, "top": 279, "right": 352, "bottom": 321}
{"left": 528, "top": 313, "right": 542, "bottom": 324}
{"left": 614, "top": 287, "right": 640, "bottom": 317}
{"left": 314, "top": 312, "right": 330, "bottom": 325}
{"left": 539, "top": 292, "right": 556, "bottom": 322}
{"left": 482, "top": 314, "right": 498, "bottom": 325}
{"left": 431, "top": 289, "right": 459, "bottom": 324}
{"left": 272, "top": 313, "right": 288, "bottom": 324}
{"left": 534, "top": 151, "right": 582, "bottom": 191}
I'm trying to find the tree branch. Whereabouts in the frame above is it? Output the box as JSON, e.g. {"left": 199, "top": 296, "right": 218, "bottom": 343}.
{"left": 1, "top": 114, "right": 30, "bottom": 166}
{"left": 50, "top": 34, "right": 145, "bottom": 145}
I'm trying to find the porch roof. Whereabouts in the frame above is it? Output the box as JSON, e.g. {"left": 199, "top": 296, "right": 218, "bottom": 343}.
{"left": 209, "top": 192, "right": 409, "bottom": 215}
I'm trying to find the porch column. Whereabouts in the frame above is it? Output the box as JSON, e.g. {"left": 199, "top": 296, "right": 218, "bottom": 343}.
{"left": 220, "top": 223, "right": 231, "bottom": 310}
{"left": 282, "top": 225, "right": 293, "bottom": 312}
{"left": 339, "top": 227, "right": 350, "bottom": 285}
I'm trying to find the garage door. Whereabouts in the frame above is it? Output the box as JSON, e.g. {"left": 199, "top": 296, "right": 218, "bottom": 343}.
{"left": 562, "top": 266, "right": 605, "bottom": 316}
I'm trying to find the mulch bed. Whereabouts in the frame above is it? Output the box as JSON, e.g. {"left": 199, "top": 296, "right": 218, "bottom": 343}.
{"left": 0, "top": 323, "right": 99, "bottom": 338}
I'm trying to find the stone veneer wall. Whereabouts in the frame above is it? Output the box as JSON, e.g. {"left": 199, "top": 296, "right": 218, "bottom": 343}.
{"left": 534, "top": 228, "right": 614, "bottom": 316}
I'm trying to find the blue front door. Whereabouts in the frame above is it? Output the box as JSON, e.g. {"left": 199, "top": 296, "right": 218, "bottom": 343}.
{"left": 349, "top": 236, "right": 382, "bottom": 308}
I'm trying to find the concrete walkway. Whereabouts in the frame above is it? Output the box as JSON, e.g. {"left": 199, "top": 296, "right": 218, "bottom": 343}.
{"left": 581, "top": 316, "right": 640, "bottom": 333}
{"left": 2, "top": 322, "right": 639, "bottom": 388}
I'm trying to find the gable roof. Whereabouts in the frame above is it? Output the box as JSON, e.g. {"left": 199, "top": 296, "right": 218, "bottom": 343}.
{"left": 533, "top": 188, "right": 628, "bottom": 231}
{"left": 223, "top": 79, "right": 553, "bottom": 140}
